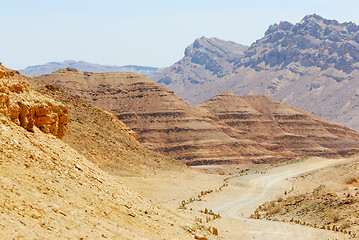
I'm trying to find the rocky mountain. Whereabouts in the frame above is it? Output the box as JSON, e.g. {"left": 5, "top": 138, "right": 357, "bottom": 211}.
{"left": 35, "top": 69, "right": 359, "bottom": 165}
{"left": 0, "top": 63, "right": 202, "bottom": 239}
{"left": 152, "top": 37, "right": 248, "bottom": 101}
{"left": 153, "top": 15, "right": 359, "bottom": 132}
{"left": 20, "top": 60, "right": 161, "bottom": 78}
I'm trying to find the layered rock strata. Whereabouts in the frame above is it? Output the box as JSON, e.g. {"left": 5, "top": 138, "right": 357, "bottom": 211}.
{"left": 35, "top": 69, "right": 359, "bottom": 165}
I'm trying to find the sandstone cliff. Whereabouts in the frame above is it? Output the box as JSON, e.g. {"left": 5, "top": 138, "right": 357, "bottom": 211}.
{"left": 0, "top": 63, "right": 68, "bottom": 138}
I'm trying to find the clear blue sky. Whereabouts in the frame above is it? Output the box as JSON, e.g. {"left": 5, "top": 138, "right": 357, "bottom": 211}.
{"left": 1, "top": 0, "right": 359, "bottom": 69}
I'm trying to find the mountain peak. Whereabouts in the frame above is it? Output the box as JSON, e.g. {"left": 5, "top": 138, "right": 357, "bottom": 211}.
{"left": 301, "top": 13, "right": 324, "bottom": 22}
{"left": 242, "top": 15, "right": 359, "bottom": 73}
{"left": 153, "top": 36, "right": 248, "bottom": 94}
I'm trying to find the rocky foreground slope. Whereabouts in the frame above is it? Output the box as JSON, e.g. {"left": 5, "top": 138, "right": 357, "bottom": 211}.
{"left": 35, "top": 69, "right": 359, "bottom": 165}
{"left": 0, "top": 64, "right": 208, "bottom": 239}
{"left": 153, "top": 14, "right": 359, "bottom": 132}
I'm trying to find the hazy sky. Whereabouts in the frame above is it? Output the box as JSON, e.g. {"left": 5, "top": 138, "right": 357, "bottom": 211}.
{"left": 2, "top": 0, "right": 359, "bottom": 69}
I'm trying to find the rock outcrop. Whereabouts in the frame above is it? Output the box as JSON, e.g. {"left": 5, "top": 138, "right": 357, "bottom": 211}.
{"left": 35, "top": 69, "right": 359, "bottom": 165}
{"left": 0, "top": 64, "right": 68, "bottom": 138}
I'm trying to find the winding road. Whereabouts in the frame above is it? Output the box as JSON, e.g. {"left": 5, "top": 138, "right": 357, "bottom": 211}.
{"left": 192, "top": 158, "right": 353, "bottom": 239}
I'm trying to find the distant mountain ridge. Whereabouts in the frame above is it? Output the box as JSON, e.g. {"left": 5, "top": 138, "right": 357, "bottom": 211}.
{"left": 20, "top": 60, "right": 162, "bottom": 78}
{"left": 153, "top": 14, "right": 359, "bottom": 132}
{"left": 239, "top": 14, "right": 359, "bottom": 73}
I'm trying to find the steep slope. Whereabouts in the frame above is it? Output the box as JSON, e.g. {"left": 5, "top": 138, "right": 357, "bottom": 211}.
{"left": 20, "top": 60, "right": 161, "bottom": 78}
{"left": 35, "top": 69, "right": 359, "bottom": 165}
{"left": 154, "top": 15, "right": 359, "bottom": 132}
{"left": 0, "top": 63, "right": 199, "bottom": 239}
{"left": 152, "top": 37, "right": 248, "bottom": 102}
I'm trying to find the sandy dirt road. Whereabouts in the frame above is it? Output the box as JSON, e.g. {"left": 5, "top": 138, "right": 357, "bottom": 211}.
{"left": 190, "top": 157, "right": 353, "bottom": 239}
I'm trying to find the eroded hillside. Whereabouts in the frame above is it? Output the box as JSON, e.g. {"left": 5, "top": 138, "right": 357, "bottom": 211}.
{"left": 33, "top": 82, "right": 188, "bottom": 177}
{"left": 0, "top": 64, "right": 208, "bottom": 239}
{"left": 35, "top": 69, "right": 359, "bottom": 165}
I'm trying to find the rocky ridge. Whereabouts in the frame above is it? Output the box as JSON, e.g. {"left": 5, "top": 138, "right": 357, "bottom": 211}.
{"left": 152, "top": 15, "right": 359, "bottom": 132}
{"left": 35, "top": 69, "right": 359, "bottom": 165}
{"left": 240, "top": 14, "right": 359, "bottom": 73}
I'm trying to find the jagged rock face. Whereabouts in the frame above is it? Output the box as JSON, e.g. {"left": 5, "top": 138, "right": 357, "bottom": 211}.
{"left": 35, "top": 69, "right": 359, "bottom": 165}
{"left": 152, "top": 37, "right": 248, "bottom": 102}
{"left": 240, "top": 14, "right": 359, "bottom": 73}
{"left": 0, "top": 64, "right": 68, "bottom": 138}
